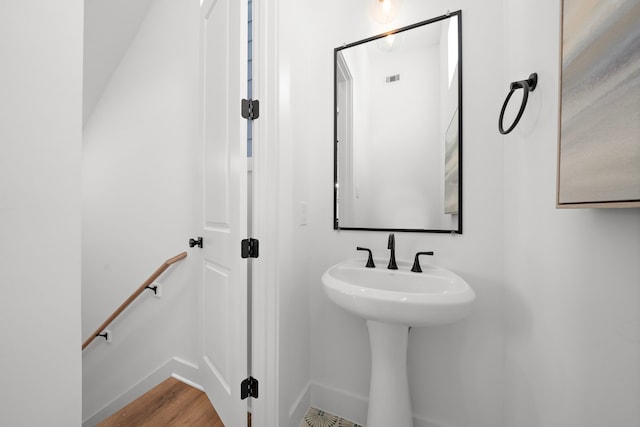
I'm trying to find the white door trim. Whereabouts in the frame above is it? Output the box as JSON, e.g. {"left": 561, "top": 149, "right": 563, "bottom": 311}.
{"left": 250, "top": 0, "right": 280, "bottom": 425}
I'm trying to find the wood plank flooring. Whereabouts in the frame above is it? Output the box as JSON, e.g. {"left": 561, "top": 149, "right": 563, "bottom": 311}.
{"left": 98, "top": 377, "right": 223, "bottom": 427}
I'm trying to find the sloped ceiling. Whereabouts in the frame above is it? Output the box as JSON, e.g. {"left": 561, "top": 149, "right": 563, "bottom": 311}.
{"left": 83, "top": 0, "right": 155, "bottom": 125}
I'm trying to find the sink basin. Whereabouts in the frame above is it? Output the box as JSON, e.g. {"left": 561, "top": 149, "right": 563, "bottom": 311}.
{"left": 322, "top": 258, "right": 475, "bottom": 326}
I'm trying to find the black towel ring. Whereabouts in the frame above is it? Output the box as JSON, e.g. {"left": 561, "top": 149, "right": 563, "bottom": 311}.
{"left": 499, "top": 73, "right": 538, "bottom": 135}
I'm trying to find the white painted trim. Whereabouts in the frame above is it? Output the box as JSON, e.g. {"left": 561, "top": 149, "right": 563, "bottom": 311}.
{"left": 250, "top": 0, "right": 281, "bottom": 425}
{"left": 200, "top": 0, "right": 215, "bottom": 13}
{"left": 171, "top": 373, "right": 204, "bottom": 392}
{"left": 335, "top": 52, "right": 355, "bottom": 225}
{"left": 310, "top": 382, "right": 369, "bottom": 426}
{"left": 288, "top": 382, "right": 311, "bottom": 426}
{"left": 82, "top": 357, "right": 201, "bottom": 427}
{"left": 309, "top": 381, "right": 457, "bottom": 427}
{"left": 413, "top": 414, "right": 459, "bottom": 427}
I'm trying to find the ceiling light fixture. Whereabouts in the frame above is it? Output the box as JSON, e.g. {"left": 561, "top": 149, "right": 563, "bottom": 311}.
{"left": 370, "top": 0, "right": 402, "bottom": 24}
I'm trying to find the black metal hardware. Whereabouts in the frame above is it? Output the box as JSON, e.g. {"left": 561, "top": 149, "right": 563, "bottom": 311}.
{"left": 387, "top": 233, "right": 398, "bottom": 270}
{"left": 356, "top": 247, "right": 376, "bottom": 268}
{"left": 189, "top": 237, "right": 203, "bottom": 248}
{"left": 499, "top": 73, "right": 538, "bottom": 135}
{"left": 241, "top": 376, "right": 259, "bottom": 399}
{"left": 241, "top": 99, "right": 260, "bottom": 120}
{"left": 96, "top": 331, "right": 109, "bottom": 341}
{"left": 241, "top": 238, "right": 259, "bottom": 259}
{"left": 145, "top": 285, "right": 158, "bottom": 295}
{"left": 411, "top": 251, "right": 435, "bottom": 273}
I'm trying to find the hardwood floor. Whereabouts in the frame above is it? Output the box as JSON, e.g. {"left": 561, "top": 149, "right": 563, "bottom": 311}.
{"left": 98, "top": 377, "right": 223, "bottom": 427}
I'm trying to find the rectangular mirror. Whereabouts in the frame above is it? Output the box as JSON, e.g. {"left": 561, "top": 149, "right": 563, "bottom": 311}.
{"left": 334, "top": 11, "right": 462, "bottom": 233}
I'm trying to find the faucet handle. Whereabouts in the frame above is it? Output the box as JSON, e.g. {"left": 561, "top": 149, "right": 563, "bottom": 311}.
{"left": 411, "top": 251, "right": 434, "bottom": 273}
{"left": 356, "top": 247, "right": 376, "bottom": 268}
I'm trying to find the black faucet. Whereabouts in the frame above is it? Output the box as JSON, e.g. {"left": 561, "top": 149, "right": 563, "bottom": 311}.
{"left": 356, "top": 247, "right": 376, "bottom": 268}
{"left": 411, "top": 251, "right": 434, "bottom": 273}
{"left": 387, "top": 233, "right": 398, "bottom": 270}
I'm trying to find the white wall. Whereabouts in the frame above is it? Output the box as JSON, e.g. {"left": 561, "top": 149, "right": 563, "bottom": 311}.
{"left": 278, "top": 0, "right": 506, "bottom": 425}
{"left": 82, "top": 0, "right": 201, "bottom": 421}
{"left": 0, "top": 1, "right": 83, "bottom": 425}
{"left": 278, "top": 1, "right": 640, "bottom": 426}
{"left": 348, "top": 44, "right": 445, "bottom": 229}
{"left": 341, "top": 32, "right": 457, "bottom": 230}
{"left": 269, "top": 1, "right": 314, "bottom": 424}
{"left": 502, "top": 0, "right": 640, "bottom": 426}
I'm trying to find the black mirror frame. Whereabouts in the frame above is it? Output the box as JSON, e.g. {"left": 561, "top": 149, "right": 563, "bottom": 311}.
{"left": 333, "top": 10, "right": 463, "bottom": 234}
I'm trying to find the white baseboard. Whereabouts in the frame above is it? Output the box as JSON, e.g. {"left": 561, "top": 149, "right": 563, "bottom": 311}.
{"left": 288, "top": 382, "right": 311, "bottom": 426}
{"left": 309, "top": 382, "right": 456, "bottom": 427}
{"left": 414, "top": 414, "right": 458, "bottom": 427}
{"left": 310, "top": 382, "right": 368, "bottom": 425}
{"left": 82, "top": 357, "right": 200, "bottom": 427}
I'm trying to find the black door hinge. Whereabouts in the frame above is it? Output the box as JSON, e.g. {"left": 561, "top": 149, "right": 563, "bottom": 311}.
{"left": 189, "top": 237, "right": 203, "bottom": 248}
{"left": 241, "top": 238, "right": 259, "bottom": 259}
{"left": 241, "top": 376, "right": 258, "bottom": 399}
{"left": 241, "top": 99, "right": 260, "bottom": 120}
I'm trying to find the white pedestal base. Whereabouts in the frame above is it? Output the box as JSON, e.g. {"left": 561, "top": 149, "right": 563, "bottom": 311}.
{"left": 366, "top": 320, "right": 413, "bottom": 427}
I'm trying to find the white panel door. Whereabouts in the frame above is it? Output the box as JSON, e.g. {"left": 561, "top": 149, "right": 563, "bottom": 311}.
{"left": 199, "top": 0, "right": 248, "bottom": 425}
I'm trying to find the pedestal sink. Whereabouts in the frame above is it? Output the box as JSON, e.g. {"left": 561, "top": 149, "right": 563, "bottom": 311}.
{"left": 321, "top": 258, "right": 475, "bottom": 427}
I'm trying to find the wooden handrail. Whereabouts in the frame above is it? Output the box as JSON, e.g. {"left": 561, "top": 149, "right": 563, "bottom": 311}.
{"left": 82, "top": 251, "right": 188, "bottom": 350}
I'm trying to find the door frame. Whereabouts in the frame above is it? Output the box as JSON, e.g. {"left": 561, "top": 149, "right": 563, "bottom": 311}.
{"left": 335, "top": 51, "right": 354, "bottom": 227}
{"left": 250, "top": 0, "right": 280, "bottom": 425}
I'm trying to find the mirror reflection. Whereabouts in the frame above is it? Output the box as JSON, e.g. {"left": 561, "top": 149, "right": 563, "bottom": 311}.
{"left": 334, "top": 11, "right": 462, "bottom": 233}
